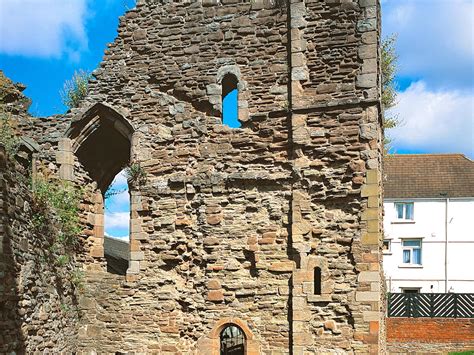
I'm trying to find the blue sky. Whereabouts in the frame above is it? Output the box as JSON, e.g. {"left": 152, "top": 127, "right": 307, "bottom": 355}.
{"left": 381, "top": 0, "right": 473, "bottom": 158}
{"left": 0, "top": 0, "right": 135, "bottom": 116}
{"left": 104, "top": 170, "right": 130, "bottom": 239}
{"left": 0, "top": 0, "right": 472, "bottom": 237}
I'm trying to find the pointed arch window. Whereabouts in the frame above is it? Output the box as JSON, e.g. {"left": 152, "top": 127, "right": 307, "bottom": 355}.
{"left": 64, "top": 103, "right": 142, "bottom": 277}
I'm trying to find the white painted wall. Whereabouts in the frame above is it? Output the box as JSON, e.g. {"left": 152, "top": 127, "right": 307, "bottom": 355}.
{"left": 383, "top": 198, "right": 474, "bottom": 293}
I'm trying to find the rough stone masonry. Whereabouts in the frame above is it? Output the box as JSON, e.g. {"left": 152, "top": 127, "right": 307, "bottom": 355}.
{"left": 1, "top": 0, "right": 384, "bottom": 353}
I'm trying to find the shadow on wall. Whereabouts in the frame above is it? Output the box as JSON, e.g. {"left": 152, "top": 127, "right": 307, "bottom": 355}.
{"left": 0, "top": 231, "right": 26, "bottom": 353}
{"left": 0, "top": 150, "right": 25, "bottom": 353}
{"left": 0, "top": 148, "right": 79, "bottom": 353}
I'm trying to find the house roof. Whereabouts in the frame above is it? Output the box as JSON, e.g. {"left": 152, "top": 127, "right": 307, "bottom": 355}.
{"left": 383, "top": 154, "right": 474, "bottom": 198}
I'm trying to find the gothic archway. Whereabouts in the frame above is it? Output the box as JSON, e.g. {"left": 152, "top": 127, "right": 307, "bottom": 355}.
{"left": 58, "top": 102, "right": 143, "bottom": 278}
{"left": 66, "top": 102, "right": 135, "bottom": 193}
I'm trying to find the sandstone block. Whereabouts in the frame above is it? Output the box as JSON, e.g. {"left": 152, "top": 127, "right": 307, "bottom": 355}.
{"left": 361, "top": 232, "right": 379, "bottom": 245}
{"left": 293, "top": 332, "right": 313, "bottom": 346}
{"left": 357, "top": 73, "right": 377, "bottom": 88}
{"left": 356, "top": 291, "right": 379, "bottom": 302}
{"left": 358, "top": 271, "right": 379, "bottom": 282}
{"left": 207, "top": 279, "right": 221, "bottom": 290}
{"left": 207, "top": 290, "right": 224, "bottom": 302}
{"left": 363, "top": 311, "right": 380, "bottom": 321}
{"left": 269, "top": 261, "right": 294, "bottom": 272}
{"left": 361, "top": 184, "right": 379, "bottom": 197}
{"left": 360, "top": 123, "right": 378, "bottom": 140}
{"left": 357, "top": 19, "right": 377, "bottom": 32}
{"left": 358, "top": 44, "right": 377, "bottom": 59}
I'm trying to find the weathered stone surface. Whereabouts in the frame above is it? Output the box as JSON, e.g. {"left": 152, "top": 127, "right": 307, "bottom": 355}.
{"left": 0, "top": 146, "right": 79, "bottom": 354}
{"left": 2, "top": 0, "right": 384, "bottom": 353}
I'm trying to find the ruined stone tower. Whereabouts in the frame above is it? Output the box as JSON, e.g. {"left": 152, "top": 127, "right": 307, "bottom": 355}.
{"left": 1, "top": 0, "right": 384, "bottom": 353}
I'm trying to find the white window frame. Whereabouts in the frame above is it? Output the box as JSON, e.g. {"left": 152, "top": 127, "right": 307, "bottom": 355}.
{"left": 401, "top": 287, "right": 421, "bottom": 294}
{"left": 401, "top": 238, "right": 422, "bottom": 266}
{"left": 394, "top": 202, "right": 414, "bottom": 221}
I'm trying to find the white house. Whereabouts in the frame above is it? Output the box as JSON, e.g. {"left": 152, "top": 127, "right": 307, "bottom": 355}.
{"left": 383, "top": 154, "right": 474, "bottom": 293}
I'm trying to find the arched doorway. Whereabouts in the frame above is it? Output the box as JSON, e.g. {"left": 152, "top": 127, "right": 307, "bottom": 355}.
{"left": 61, "top": 103, "right": 142, "bottom": 276}
{"left": 220, "top": 324, "right": 245, "bottom": 355}
{"left": 198, "top": 317, "right": 260, "bottom": 355}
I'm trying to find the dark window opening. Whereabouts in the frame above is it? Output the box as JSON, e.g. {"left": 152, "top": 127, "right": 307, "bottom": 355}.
{"left": 222, "top": 73, "right": 240, "bottom": 128}
{"left": 220, "top": 324, "right": 245, "bottom": 355}
{"left": 314, "top": 267, "right": 322, "bottom": 295}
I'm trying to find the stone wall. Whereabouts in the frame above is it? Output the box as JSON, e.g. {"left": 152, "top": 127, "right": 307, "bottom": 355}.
{"left": 0, "top": 145, "right": 79, "bottom": 353}
{"left": 104, "top": 236, "right": 130, "bottom": 260}
{"left": 69, "top": 1, "right": 383, "bottom": 353}
{"left": 2, "top": 0, "right": 384, "bottom": 353}
{"left": 387, "top": 318, "right": 474, "bottom": 354}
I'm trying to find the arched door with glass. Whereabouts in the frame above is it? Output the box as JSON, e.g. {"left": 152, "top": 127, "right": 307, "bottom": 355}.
{"left": 220, "top": 324, "right": 245, "bottom": 355}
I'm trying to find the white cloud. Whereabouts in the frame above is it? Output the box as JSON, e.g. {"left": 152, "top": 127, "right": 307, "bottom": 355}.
{"left": 112, "top": 170, "right": 128, "bottom": 187}
{"left": 114, "top": 190, "right": 130, "bottom": 206}
{"left": 105, "top": 212, "right": 130, "bottom": 229}
{"left": 105, "top": 232, "right": 129, "bottom": 240}
{"left": 382, "top": 0, "right": 474, "bottom": 90}
{"left": 387, "top": 82, "right": 474, "bottom": 158}
{"left": 0, "top": 0, "right": 88, "bottom": 58}
{"left": 105, "top": 169, "right": 130, "bottom": 212}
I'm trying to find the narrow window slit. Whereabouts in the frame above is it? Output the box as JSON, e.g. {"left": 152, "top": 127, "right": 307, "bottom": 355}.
{"left": 222, "top": 73, "right": 240, "bottom": 128}
{"left": 314, "top": 267, "right": 322, "bottom": 295}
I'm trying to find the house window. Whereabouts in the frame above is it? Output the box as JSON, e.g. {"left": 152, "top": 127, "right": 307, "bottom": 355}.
{"left": 382, "top": 239, "right": 391, "bottom": 254}
{"left": 402, "top": 288, "right": 420, "bottom": 294}
{"left": 402, "top": 239, "right": 422, "bottom": 265}
{"left": 222, "top": 73, "right": 240, "bottom": 128}
{"left": 394, "top": 202, "right": 414, "bottom": 220}
{"left": 220, "top": 324, "right": 245, "bottom": 355}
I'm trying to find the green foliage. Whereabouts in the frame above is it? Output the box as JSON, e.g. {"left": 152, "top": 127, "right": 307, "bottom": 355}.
{"left": 32, "top": 177, "right": 82, "bottom": 250}
{"left": 381, "top": 34, "right": 402, "bottom": 154}
{"left": 71, "top": 268, "right": 85, "bottom": 292}
{"left": 60, "top": 69, "right": 91, "bottom": 109}
{"left": 381, "top": 34, "right": 398, "bottom": 111}
{"left": 60, "top": 303, "right": 71, "bottom": 313}
{"left": 56, "top": 254, "right": 70, "bottom": 266}
{"left": 0, "top": 110, "right": 19, "bottom": 155}
{"left": 125, "top": 163, "right": 147, "bottom": 188}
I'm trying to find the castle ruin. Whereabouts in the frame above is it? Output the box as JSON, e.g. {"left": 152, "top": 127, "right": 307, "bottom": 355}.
{"left": 0, "top": 0, "right": 384, "bottom": 353}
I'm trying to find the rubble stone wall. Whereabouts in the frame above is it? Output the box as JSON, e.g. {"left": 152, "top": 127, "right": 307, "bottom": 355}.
{"left": 2, "top": 0, "right": 384, "bottom": 353}
{"left": 0, "top": 146, "right": 79, "bottom": 353}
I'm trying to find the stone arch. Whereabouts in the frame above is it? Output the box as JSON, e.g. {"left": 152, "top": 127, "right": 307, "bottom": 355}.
{"left": 64, "top": 102, "right": 136, "bottom": 192}
{"left": 57, "top": 102, "right": 144, "bottom": 279}
{"left": 215, "top": 65, "right": 249, "bottom": 123}
{"left": 197, "top": 318, "right": 260, "bottom": 355}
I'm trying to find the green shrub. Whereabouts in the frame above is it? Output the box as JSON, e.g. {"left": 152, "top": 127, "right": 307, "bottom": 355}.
{"left": 60, "top": 69, "right": 91, "bottom": 109}
{"left": 71, "top": 268, "right": 85, "bottom": 292}
{"left": 125, "top": 163, "right": 147, "bottom": 188}
{"left": 0, "top": 110, "right": 19, "bottom": 155}
{"left": 33, "top": 177, "right": 82, "bottom": 249}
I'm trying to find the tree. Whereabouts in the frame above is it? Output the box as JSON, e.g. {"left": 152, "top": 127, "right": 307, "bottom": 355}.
{"left": 381, "top": 34, "right": 400, "bottom": 153}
